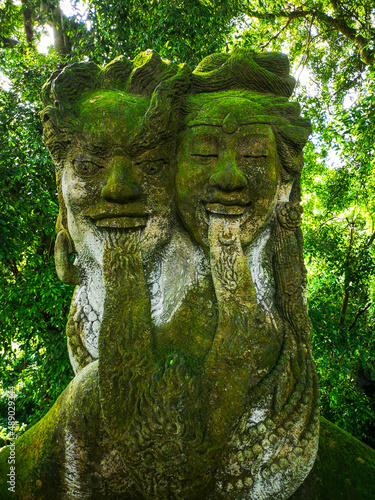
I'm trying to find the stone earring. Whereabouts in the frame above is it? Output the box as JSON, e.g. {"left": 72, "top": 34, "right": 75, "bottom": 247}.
{"left": 54, "top": 229, "right": 80, "bottom": 285}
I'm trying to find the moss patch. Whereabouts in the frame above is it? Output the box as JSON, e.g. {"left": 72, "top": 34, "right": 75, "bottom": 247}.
{"left": 291, "top": 417, "right": 375, "bottom": 499}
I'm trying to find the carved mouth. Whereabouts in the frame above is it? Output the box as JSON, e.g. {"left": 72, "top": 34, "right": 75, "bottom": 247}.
{"left": 205, "top": 203, "right": 248, "bottom": 216}
{"left": 203, "top": 201, "right": 250, "bottom": 224}
{"left": 86, "top": 203, "right": 148, "bottom": 228}
{"left": 94, "top": 216, "right": 148, "bottom": 228}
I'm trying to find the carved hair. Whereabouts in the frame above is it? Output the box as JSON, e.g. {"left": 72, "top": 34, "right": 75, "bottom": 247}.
{"left": 183, "top": 48, "right": 312, "bottom": 187}
{"left": 40, "top": 50, "right": 191, "bottom": 164}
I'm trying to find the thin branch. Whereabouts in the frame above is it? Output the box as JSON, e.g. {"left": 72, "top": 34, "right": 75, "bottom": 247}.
{"left": 349, "top": 301, "right": 372, "bottom": 331}
{"left": 259, "top": 17, "right": 292, "bottom": 50}
{"left": 330, "top": 0, "right": 362, "bottom": 26}
{"left": 0, "top": 36, "right": 19, "bottom": 48}
{"left": 366, "top": 230, "right": 375, "bottom": 248}
{"left": 295, "top": 15, "right": 314, "bottom": 81}
{"left": 339, "top": 223, "right": 355, "bottom": 328}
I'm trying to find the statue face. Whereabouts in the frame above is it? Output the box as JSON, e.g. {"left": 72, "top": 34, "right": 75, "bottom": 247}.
{"left": 175, "top": 121, "right": 279, "bottom": 247}
{"left": 61, "top": 91, "right": 173, "bottom": 258}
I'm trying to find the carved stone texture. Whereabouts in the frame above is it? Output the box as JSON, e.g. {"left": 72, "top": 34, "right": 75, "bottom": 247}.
{"left": 3, "top": 49, "right": 319, "bottom": 500}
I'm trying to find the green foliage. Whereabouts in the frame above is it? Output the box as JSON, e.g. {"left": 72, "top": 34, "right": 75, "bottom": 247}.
{"left": 0, "top": 48, "right": 74, "bottom": 445}
{"left": 0, "top": 0, "right": 23, "bottom": 41}
{"left": 300, "top": 77, "right": 375, "bottom": 447}
{"left": 80, "top": 0, "right": 239, "bottom": 65}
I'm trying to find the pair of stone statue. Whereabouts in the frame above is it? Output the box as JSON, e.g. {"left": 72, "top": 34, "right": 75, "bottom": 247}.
{"left": 1, "top": 49, "right": 321, "bottom": 499}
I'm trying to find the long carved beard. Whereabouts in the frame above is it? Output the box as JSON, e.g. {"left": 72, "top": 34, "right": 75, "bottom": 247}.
{"left": 210, "top": 204, "right": 319, "bottom": 499}
{"left": 98, "top": 203, "right": 319, "bottom": 500}
{"left": 98, "top": 229, "right": 214, "bottom": 499}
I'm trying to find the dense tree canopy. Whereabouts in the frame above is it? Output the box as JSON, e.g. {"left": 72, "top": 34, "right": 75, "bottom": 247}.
{"left": 1, "top": 0, "right": 374, "bottom": 448}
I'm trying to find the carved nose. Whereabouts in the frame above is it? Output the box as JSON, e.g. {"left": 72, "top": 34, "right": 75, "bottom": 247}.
{"left": 101, "top": 157, "right": 141, "bottom": 203}
{"left": 209, "top": 157, "right": 247, "bottom": 192}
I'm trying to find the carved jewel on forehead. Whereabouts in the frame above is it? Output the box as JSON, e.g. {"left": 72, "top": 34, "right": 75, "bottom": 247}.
{"left": 222, "top": 113, "right": 238, "bottom": 134}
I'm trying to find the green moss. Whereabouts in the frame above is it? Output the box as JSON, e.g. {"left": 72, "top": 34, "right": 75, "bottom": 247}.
{"left": 291, "top": 417, "right": 375, "bottom": 499}
{"left": 0, "top": 362, "right": 101, "bottom": 499}
{"left": 184, "top": 90, "right": 299, "bottom": 128}
{"left": 75, "top": 90, "right": 149, "bottom": 144}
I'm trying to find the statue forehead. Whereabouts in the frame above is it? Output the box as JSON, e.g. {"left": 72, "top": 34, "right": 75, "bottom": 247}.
{"left": 75, "top": 90, "right": 150, "bottom": 143}
{"left": 185, "top": 91, "right": 288, "bottom": 129}
{"left": 181, "top": 122, "right": 276, "bottom": 143}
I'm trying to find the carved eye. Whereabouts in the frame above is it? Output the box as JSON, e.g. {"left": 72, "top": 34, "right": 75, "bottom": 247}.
{"left": 73, "top": 159, "right": 103, "bottom": 177}
{"left": 242, "top": 154, "right": 268, "bottom": 164}
{"left": 191, "top": 154, "right": 218, "bottom": 163}
{"left": 242, "top": 154, "right": 268, "bottom": 159}
{"left": 145, "top": 160, "right": 165, "bottom": 175}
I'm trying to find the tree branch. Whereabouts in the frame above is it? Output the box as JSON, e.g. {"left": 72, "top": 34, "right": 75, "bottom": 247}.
{"left": 366, "top": 230, "right": 375, "bottom": 248}
{"left": 259, "top": 17, "right": 293, "bottom": 50}
{"left": 21, "top": 0, "right": 34, "bottom": 44}
{"left": 47, "top": 5, "right": 72, "bottom": 56}
{"left": 0, "top": 36, "right": 19, "bottom": 48}
{"left": 339, "top": 223, "right": 355, "bottom": 328}
{"left": 349, "top": 302, "right": 372, "bottom": 331}
{"left": 244, "top": 6, "right": 375, "bottom": 66}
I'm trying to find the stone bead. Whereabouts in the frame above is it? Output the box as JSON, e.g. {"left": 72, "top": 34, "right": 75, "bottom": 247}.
{"left": 270, "top": 463, "right": 280, "bottom": 473}
{"left": 265, "top": 418, "right": 276, "bottom": 429}
{"left": 88, "top": 311, "right": 98, "bottom": 322}
{"left": 262, "top": 467, "right": 271, "bottom": 478}
{"left": 83, "top": 304, "right": 92, "bottom": 314}
{"left": 228, "top": 463, "right": 241, "bottom": 476}
{"left": 279, "top": 457, "right": 289, "bottom": 469}
{"left": 294, "top": 447, "right": 303, "bottom": 456}
{"left": 244, "top": 477, "right": 253, "bottom": 487}
{"left": 252, "top": 444, "right": 263, "bottom": 455}
{"left": 236, "top": 479, "right": 244, "bottom": 490}
{"left": 261, "top": 438, "right": 270, "bottom": 449}
{"left": 257, "top": 423, "right": 267, "bottom": 434}
{"left": 269, "top": 433, "right": 278, "bottom": 444}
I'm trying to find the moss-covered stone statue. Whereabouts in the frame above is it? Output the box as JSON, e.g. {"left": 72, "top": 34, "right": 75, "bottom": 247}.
{"left": 1, "top": 49, "right": 375, "bottom": 500}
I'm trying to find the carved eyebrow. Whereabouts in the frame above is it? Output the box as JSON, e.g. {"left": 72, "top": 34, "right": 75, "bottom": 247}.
{"left": 85, "top": 143, "right": 112, "bottom": 157}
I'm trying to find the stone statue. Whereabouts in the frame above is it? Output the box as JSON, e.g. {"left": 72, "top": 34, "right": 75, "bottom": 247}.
{"left": 0, "top": 49, "right": 322, "bottom": 499}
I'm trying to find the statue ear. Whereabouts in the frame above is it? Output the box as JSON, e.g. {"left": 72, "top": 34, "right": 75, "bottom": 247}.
{"left": 54, "top": 229, "right": 80, "bottom": 285}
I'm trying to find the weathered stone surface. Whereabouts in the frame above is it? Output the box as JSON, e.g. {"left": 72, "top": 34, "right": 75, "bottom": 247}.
{"left": 291, "top": 417, "right": 375, "bottom": 499}
{"left": 0, "top": 49, "right": 334, "bottom": 499}
{"left": 0, "top": 362, "right": 137, "bottom": 499}
{"left": 2, "top": 413, "right": 374, "bottom": 499}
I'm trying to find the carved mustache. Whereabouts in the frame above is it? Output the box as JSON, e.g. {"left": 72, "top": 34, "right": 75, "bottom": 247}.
{"left": 84, "top": 202, "right": 148, "bottom": 219}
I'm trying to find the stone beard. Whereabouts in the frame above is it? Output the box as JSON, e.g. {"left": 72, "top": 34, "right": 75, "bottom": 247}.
{"left": 40, "top": 50, "right": 319, "bottom": 499}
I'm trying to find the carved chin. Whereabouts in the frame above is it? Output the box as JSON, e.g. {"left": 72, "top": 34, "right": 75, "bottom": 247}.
{"left": 191, "top": 204, "right": 269, "bottom": 248}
